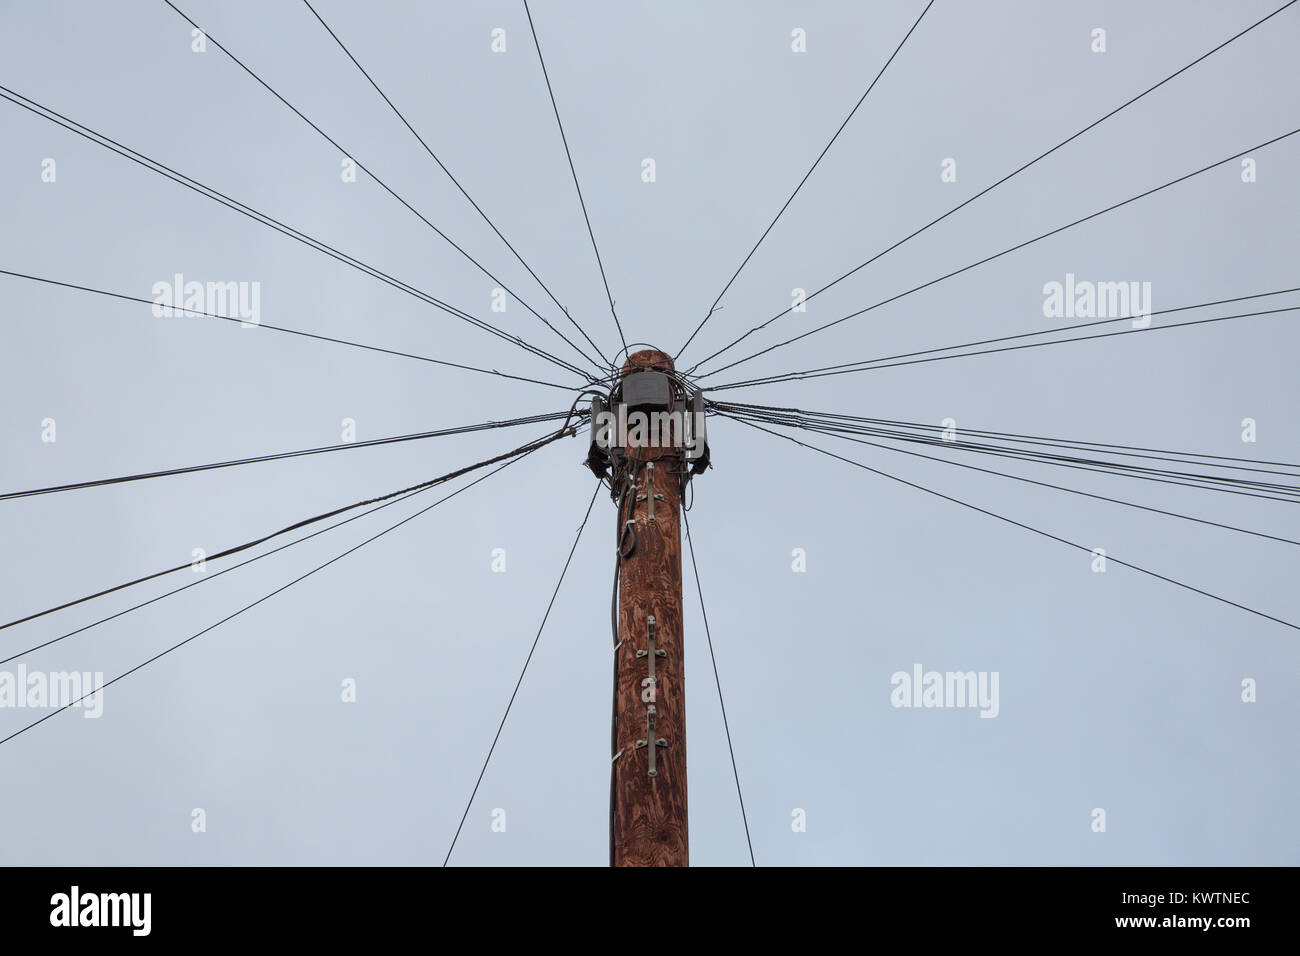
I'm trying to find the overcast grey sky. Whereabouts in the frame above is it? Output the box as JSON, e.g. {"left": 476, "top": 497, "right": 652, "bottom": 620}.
{"left": 2, "top": 0, "right": 1298, "bottom": 866}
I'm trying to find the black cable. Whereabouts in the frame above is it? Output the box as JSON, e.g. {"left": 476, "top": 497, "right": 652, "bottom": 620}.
{"left": 608, "top": 571, "right": 619, "bottom": 868}
{"left": 719, "top": 408, "right": 1300, "bottom": 503}
{"left": 0, "top": 442, "right": 540, "bottom": 750}
{"left": 523, "top": 0, "right": 627, "bottom": 364}
{"left": 685, "top": 0, "right": 1300, "bottom": 375}
{"left": 163, "top": 0, "right": 608, "bottom": 380}
{"left": 725, "top": 409, "right": 1300, "bottom": 501}
{"left": 677, "top": 0, "right": 937, "bottom": 360}
{"left": 608, "top": 476, "right": 630, "bottom": 867}
{"left": 442, "top": 482, "right": 602, "bottom": 866}
{"left": 732, "top": 417, "right": 1300, "bottom": 632}
{"left": 0, "top": 410, "right": 571, "bottom": 502}
{"left": 713, "top": 400, "right": 1300, "bottom": 477}
{"left": 0, "top": 86, "right": 593, "bottom": 384}
{"left": 708, "top": 290, "right": 1300, "bottom": 391}
{"left": 698, "top": 125, "right": 1300, "bottom": 380}
{"left": 1, "top": 436, "right": 547, "bottom": 668}
{"left": 0, "top": 269, "right": 575, "bottom": 396}
{"left": 735, "top": 413, "right": 1300, "bottom": 549}
{"left": 299, "top": 0, "right": 609, "bottom": 367}
{"left": 712, "top": 304, "right": 1300, "bottom": 391}
{"left": 0, "top": 427, "right": 579, "bottom": 633}
{"left": 683, "top": 510, "right": 755, "bottom": 866}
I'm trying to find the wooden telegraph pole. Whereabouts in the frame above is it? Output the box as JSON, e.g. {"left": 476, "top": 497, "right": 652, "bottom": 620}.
{"left": 609, "top": 349, "right": 691, "bottom": 866}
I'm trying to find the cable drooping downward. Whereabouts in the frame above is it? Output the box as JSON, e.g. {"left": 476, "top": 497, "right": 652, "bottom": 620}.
{"left": 0, "top": 445, "right": 546, "bottom": 669}
{"left": 0, "top": 410, "right": 573, "bottom": 502}
{"left": 0, "top": 440, "right": 546, "bottom": 750}
{"left": 730, "top": 416, "right": 1300, "bottom": 633}
{"left": 443, "top": 482, "right": 602, "bottom": 866}
{"left": 683, "top": 510, "right": 756, "bottom": 866}
{"left": 0, "top": 426, "right": 581, "bottom": 634}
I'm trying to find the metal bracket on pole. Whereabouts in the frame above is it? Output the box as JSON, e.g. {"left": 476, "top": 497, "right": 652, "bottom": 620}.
{"left": 635, "top": 718, "right": 668, "bottom": 776}
{"left": 635, "top": 615, "right": 668, "bottom": 667}
{"left": 635, "top": 461, "right": 665, "bottom": 522}
{"left": 634, "top": 615, "right": 669, "bottom": 776}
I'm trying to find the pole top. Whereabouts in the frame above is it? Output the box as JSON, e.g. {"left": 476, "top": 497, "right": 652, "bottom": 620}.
{"left": 621, "top": 348, "right": 674, "bottom": 378}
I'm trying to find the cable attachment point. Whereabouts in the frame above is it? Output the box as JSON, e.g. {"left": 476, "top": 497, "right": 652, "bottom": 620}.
{"left": 634, "top": 734, "right": 669, "bottom": 777}
{"left": 633, "top": 615, "right": 669, "bottom": 776}
{"left": 635, "top": 461, "right": 665, "bottom": 522}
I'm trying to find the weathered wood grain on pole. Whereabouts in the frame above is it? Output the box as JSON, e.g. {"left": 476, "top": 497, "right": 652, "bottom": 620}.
{"left": 612, "top": 349, "right": 688, "bottom": 866}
